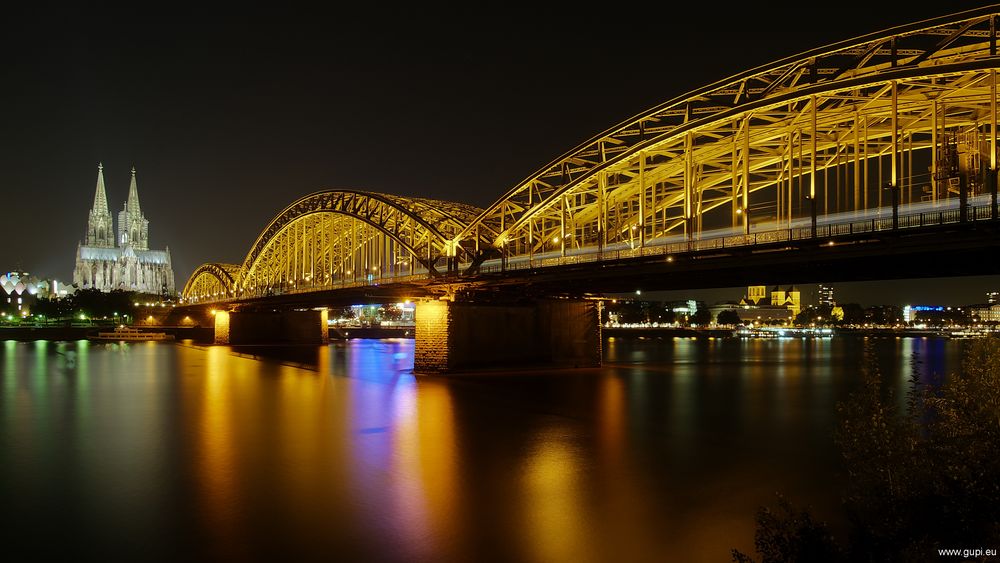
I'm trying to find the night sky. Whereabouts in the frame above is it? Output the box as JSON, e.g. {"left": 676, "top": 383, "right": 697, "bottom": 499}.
{"left": 3, "top": 4, "right": 997, "bottom": 306}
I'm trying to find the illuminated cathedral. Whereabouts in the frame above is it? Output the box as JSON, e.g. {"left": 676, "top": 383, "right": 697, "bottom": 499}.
{"left": 73, "top": 163, "right": 175, "bottom": 295}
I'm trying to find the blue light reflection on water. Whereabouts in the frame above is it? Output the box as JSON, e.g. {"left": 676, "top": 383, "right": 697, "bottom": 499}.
{"left": 0, "top": 335, "right": 970, "bottom": 563}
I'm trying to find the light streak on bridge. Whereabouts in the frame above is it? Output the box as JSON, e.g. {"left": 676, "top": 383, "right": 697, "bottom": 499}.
{"left": 183, "top": 7, "right": 1000, "bottom": 305}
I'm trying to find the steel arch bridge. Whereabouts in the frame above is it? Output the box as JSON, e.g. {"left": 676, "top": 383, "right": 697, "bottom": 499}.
{"left": 183, "top": 6, "right": 1000, "bottom": 304}
{"left": 183, "top": 190, "right": 485, "bottom": 302}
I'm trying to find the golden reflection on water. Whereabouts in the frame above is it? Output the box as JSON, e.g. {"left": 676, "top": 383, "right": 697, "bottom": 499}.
{"left": 192, "top": 345, "right": 244, "bottom": 561}
{"left": 389, "top": 379, "right": 459, "bottom": 561}
{"left": 521, "top": 427, "right": 589, "bottom": 563}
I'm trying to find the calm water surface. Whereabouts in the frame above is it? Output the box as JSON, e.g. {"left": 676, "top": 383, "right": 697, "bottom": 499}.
{"left": 0, "top": 336, "right": 965, "bottom": 562}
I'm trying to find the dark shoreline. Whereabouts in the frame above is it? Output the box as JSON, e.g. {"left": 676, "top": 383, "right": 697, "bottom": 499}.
{"left": 0, "top": 326, "right": 214, "bottom": 342}
{"left": 1, "top": 325, "right": 979, "bottom": 342}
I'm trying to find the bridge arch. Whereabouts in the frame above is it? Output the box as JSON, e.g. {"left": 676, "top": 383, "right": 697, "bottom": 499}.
{"left": 182, "top": 190, "right": 484, "bottom": 301}
{"left": 457, "top": 6, "right": 1000, "bottom": 267}
{"left": 182, "top": 263, "right": 240, "bottom": 303}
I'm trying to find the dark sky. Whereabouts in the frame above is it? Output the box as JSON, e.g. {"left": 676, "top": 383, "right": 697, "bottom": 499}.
{"left": 2, "top": 4, "right": 997, "bottom": 306}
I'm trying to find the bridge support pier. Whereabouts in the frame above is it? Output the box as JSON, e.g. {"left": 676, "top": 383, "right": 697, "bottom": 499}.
{"left": 214, "top": 310, "right": 329, "bottom": 345}
{"left": 414, "top": 298, "right": 602, "bottom": 373}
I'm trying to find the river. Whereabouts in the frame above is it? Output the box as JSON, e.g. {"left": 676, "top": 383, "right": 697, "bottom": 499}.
{"left": 0, "top": 336, "right": 967, "bottom": 562}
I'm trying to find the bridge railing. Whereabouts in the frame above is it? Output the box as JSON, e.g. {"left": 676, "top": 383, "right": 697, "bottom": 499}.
{"left": 476, "top": 203, "right": 996, "bottom": 274}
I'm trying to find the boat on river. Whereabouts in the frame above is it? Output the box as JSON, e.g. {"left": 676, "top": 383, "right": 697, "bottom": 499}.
{"left": 89, "top": 326, "right": 175, "bottom": 342}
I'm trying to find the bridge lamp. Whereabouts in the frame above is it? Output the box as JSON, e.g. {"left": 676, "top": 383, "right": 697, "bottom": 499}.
{"left": 735, "top": 207, "right": 743, "bottom": 215}
{"left": 666, "top": 256, "right": 674, "bottom": 263}
{"left": 210, "top": 309, "right": 218, "bottom": 316}
{"left": 552, "top": 236, "right": 560, "bottom": 243}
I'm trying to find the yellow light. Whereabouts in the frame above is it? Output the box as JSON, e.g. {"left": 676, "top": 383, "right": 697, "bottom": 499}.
{"left": 666, "top": 256, "right": 674, "bottom": 262}
{"left": 210, "top": 309, "right": 218, "bottom": 316}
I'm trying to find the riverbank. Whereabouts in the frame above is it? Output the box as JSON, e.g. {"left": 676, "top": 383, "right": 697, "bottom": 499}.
{"left": 328, "top": 326, "right": 413, "bottom": 339}
{"left": 0, "top": 326, "right": 214, "bottom": 342}
{"left": 603, "top": 326, "right": 736, "bottom": 338}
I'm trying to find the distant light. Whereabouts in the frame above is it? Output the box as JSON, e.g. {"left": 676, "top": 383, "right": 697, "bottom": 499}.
{"left": 553, "top": 236, "right": 560, "bottom": 243}
{"left": 635, "top": 290, "right": 642, "bottom": 295}
{"left": 666, "top": 256, "right": 674, "bottom": 262}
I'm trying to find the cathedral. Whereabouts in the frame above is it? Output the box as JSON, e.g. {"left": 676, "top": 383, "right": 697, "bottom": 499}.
{"left": 73, "top": 163, "right": 176, "bottom": 296}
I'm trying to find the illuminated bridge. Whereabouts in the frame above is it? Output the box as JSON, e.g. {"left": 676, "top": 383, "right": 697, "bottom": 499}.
{"left": 180, "top": 7, "right": 1000, "bottom": 371}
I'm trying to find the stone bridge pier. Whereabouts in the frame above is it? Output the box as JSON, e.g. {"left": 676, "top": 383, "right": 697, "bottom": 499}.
{"left": 213, "top": 310, "right": 329, "bottom": 345}
{"left": 414, "top": 298, "right": 602, "bottom": 373}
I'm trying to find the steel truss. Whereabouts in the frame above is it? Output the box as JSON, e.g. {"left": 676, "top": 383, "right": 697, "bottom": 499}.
{"left": 183, "top": 190, "right": 484, "bottom": 302}
{"left": 184, "top": 7, "right": 1000, "bottom": 302}
{"left": 182, "top": 263, "right": 240, "bottom": 303}
{"left": 455, "top": 7, "right": 1000, "bottom": 270}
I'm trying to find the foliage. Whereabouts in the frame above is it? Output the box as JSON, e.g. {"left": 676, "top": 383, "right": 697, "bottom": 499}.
{"left": 837, "top": 303, "right": 864, "bottom": 325}
{"left": 731, "top": 495, "right": 841, "bottom": 563}
{"left": 690, "top": 307, "right": 712, "bottom": 326}
{"left": 794, "top": 304, "right": 833, "bottom": 326}
{"left": 716, "top": 309, "right": 742, "bottom": 326}
{"left": 30, "top": 289, "right": 150, "bottom": 321}
{"left": 377, "top": 304, "right": 403, "bottom": 322}
{"left": 733, "top": 339, "right": 1000, "bottom": 562}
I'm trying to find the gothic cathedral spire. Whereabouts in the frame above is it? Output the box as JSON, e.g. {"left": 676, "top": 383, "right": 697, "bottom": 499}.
{"left": 85, "top": 162, "right": 114, "bottom": 247}
{"left": 126, "top": 165, "right": 142, "bottom": 215}
{"left": 118, "top": 165, "right": 150, "bottom": 250}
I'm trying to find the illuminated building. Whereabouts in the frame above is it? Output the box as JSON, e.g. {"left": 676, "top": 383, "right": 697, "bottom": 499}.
{"left": 987, "top": 291, "right": 999, "bottom": 305}
{"left": 1, "top": 271, "right": 38, "bottom": 316}
{"left": 73, "top": 164, "right": 175, "bottom": 295}
{"left": 818, "top": 284, "right": 835, "bottom": 306}
{"left": 739, "top": 285, "right": 800, "bottom": 316}
{"left": 971, "top": 304, "right": 1000, "bottom": 322}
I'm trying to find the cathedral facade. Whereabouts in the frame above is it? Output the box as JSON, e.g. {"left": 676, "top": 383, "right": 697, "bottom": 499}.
{"left": 73, "top": 164, "right": 176, "bottom": 295}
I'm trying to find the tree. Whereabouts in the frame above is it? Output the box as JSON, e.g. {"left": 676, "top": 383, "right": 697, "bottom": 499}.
{"left": 378, "top": 304, "right": 403, "bottom": 322}
{"left": 716, "top": 309, "right": 742, "bottom": 326}
{"left": 733, "top": 339, "right": 1000, "bottom": 561}
{"left": 689, "top": 307, "right": 711, "bottom": 326}
{"left": 837, "top": 303, "right": 864, "bottom": 325}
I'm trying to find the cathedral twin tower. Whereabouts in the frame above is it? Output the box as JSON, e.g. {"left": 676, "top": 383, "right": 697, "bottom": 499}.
{"left": 73, "top": 163, "right": 176, "bottom": 295}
